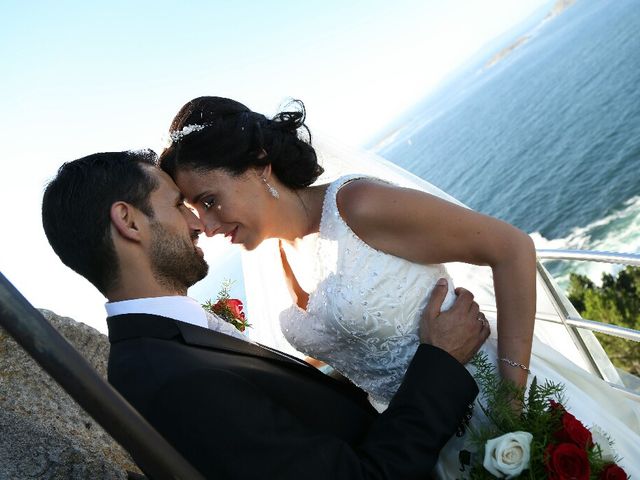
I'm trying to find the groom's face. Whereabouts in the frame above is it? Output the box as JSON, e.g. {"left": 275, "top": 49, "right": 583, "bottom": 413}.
{"left": 144, "top": 167, "right": 209, "bottom": 289}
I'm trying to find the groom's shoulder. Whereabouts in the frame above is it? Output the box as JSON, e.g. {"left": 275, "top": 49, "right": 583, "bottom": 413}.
{"left": 107, "top": 313, "right": 183, "bottom": 341}
{"left": 106, "top": 313, "right": 274, "bottom": 378}
{"left": 106, "top": 314, "right": 249, "bottom": 407}
{"left": 107, "top": 313, "right": 232, "bottom": 360}
{"left": 107, "top": 314, "right": 219, "bottom": 381}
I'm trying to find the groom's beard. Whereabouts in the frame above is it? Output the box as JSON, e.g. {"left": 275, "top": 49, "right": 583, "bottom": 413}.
{"left": 149, "top": 221, "right": 209, "bottom": 293}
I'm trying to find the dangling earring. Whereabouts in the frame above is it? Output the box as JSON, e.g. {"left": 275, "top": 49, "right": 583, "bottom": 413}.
{"left": 262, "top": 177, "right": 280, "bottom": 199}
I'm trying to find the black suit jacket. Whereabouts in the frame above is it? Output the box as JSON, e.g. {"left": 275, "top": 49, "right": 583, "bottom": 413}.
{"left": 107, "top": 314, "right": 478, "bottom": 479}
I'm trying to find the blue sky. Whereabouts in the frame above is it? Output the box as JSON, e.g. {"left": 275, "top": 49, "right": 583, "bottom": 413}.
{"left": 1, "top": 0, "right": 551, "bottom": 331}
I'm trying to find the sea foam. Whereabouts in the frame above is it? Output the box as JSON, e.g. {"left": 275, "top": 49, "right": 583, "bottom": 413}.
{"left": 532, "top": 195, "right": 640, "bottom": 288}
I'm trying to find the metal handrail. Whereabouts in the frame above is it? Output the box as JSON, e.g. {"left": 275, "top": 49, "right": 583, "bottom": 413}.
{"left": 0, "top": 272, "right": 205, "bottom": 480}
{"left": 480, "top": 306, "right": 640, "bottom": 343}
{"left": 537, "top": 249, "right": 640, "bottom": 266}
{"left": 533, "top": 249, "right": 640, "bottom": 395}
{"left": 541, "top": 314, "right": 640, "bottom": 343}
{"left": 503, "top": 289, "right": 640, "bottom": 400}
{"left": 535, "top": 248, "right": 640, "bottom": 342}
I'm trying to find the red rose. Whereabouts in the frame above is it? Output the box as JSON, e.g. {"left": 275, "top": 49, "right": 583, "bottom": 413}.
{"left": 213, "top": 299, "right": 245, "bottom": 319}
{"left": 600, "top": 464, "right": 628, "bottom": 480}
{"left": 545, "top": 443, "right": 590, "bottom": 480}
{"left": 555, "top": 411, "right": 593, "bottom": 448}
{"left": 211, "top": 298, "right": 248, "bottom": 332}
{"left": 549, "top": 400, "right": 564, "bottom": 412}
{"left": 225, "top": 299, "right": 245, "bottom": 320}
{"left": 212, "top": 300, "right": 225, "bottom": 314}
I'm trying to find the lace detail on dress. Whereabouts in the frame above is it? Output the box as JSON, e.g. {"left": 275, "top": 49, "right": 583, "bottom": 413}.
{"left": 280, "top": 175, "right": 456, "bottom": 408}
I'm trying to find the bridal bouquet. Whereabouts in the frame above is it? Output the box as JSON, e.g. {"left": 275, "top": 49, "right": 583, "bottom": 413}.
{"left": 202, "top": 280, "right": 251, "bottom": 332}
{"left": 460, "top": 353, "right": 628, "bottom": 479}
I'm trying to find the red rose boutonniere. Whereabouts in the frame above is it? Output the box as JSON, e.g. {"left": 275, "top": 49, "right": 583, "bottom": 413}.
{"left": 202, "top": 280, "right": 251, "bottom": 332}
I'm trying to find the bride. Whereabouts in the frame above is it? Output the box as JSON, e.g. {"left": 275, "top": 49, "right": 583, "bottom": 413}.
{"left": 159, "top": 96, "right": 640, "bottom": 477}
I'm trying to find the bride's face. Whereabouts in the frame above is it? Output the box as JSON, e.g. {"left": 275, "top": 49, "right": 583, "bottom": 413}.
{"left": 174, "top": 167, "right": 271, "bottom": 250}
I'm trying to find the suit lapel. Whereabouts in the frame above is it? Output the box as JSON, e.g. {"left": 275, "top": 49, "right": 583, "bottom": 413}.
{"left": 108, "top": 313, "right": 313, "bottom": 371}
{"left": 108, "top": 313, "right": 372, "bottom": 408}
{"left": 176, "top": 321, "right": 314, "bottom": 369}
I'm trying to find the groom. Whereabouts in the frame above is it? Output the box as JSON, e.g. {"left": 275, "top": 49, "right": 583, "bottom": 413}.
{"left": 42, "top": 150, "right": 488, "bottom": 479}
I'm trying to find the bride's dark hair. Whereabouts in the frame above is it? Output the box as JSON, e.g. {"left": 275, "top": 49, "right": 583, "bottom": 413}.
{"left": 159, "top": 96, "right": 323, "bottom": 188}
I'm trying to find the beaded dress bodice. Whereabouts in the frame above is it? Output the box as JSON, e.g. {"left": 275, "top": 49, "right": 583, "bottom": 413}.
{"left": 280, "top": 175, "right": 456, "bottom": 409}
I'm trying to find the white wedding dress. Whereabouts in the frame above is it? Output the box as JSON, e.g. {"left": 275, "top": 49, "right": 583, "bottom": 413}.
{"left": 241, "top": 140, "right": 640, "bottom": 477}
{"left": 279, "top": 174, "right": 458, "bottom": 412}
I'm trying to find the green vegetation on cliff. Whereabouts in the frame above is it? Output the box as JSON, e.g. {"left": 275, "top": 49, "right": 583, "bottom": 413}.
{"left": 568, "top": 266, "right": 640, "bottom": 376}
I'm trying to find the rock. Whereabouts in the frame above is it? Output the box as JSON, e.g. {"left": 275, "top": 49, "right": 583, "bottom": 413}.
{"left": 0, "top": 309, "right": 142, "bottom": 479}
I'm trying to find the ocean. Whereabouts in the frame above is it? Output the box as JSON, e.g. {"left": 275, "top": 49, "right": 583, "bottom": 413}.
{"left": 192, "top": 0, "right": 639, "bottom": 305}
{"left": 371, "top": 0, "right": 640, "bottom": 286}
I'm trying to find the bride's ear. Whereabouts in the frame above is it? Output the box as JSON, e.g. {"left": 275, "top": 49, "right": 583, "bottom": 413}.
{"left": 256, "top": 161, "right": 272, "bottom": 181}
{"left": 110, "top": 201, "right": 143, "bottom": 242}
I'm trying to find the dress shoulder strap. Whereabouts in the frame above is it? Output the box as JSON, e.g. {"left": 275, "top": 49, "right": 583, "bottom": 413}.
{"left": 319, "top": 174, "right": 369, "bottom": 237}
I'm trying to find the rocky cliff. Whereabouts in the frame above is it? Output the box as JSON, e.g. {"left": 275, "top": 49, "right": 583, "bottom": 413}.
{"left": 0, "top": 310, "right": 142, "bottom": 479}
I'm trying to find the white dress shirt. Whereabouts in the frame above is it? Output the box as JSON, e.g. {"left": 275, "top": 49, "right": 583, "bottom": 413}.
{"left": 105, "top": 295, "right": 247, "bottom": 341}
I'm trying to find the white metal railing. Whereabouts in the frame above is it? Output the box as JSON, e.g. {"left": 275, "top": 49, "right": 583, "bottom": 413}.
{"left": 535, "top": 313, "right": 640, "bottom": 343}
{"left": 535, "top": 248, "right": 640, "bottom": 399}
{"left": 481, "top": 306, "right": 640, "bottom": 344}
{"left": 537, "top": 249, "right": 640, "bottom": 266}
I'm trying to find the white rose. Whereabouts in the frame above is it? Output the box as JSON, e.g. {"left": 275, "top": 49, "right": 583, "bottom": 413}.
{"left": 483, "top": 431, "right": 533, "bottom": 479}
{"left": 590, "top": 426, "right": 616, "bottom": 462}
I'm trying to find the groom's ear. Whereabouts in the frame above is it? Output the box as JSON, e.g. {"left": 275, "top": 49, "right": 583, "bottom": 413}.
{"left": 110, "top": 201, "right": 144, "bottom": 242}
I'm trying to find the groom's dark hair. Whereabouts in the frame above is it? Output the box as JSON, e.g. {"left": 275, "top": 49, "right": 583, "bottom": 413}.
{"left": 42, "top": 150, "right": 158, "bottom": 294}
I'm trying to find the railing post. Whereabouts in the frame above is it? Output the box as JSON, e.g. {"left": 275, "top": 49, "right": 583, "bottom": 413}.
{"left": 535, "top": 262, "right": 623, "bottom": 385}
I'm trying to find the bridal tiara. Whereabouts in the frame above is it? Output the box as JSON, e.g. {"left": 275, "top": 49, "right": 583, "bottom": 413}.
{"left": 168, "top": 123, "right": 209, "bottom": 143}
{"left": 164, "top": 120, "right": 250, "bottom": 146}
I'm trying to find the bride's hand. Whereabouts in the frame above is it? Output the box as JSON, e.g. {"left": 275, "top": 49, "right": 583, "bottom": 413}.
{"left": 419, "top": 279, "right": 490, "bottom": 364}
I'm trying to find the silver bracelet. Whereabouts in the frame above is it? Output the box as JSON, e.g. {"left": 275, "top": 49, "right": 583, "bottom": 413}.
{"left": 499, "top": 357, "right": 531, "bottom": 373}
